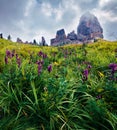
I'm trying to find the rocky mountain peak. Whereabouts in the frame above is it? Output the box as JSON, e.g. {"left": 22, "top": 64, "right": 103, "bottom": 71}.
{"left": 77, "top": 12, "right": 103, "bottom": 42}
{"left": 80, "top": 12, "right": 96, "bottom": 22}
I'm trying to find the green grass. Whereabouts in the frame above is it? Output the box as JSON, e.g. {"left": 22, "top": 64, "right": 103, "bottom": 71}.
{"left": 0, "top": 38, "right": 117, "bottom": 129}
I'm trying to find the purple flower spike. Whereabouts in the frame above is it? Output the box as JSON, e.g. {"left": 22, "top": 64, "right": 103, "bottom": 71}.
{"left": 88, "top": 65, "right": 92, "bottom": 69}
{"left": 38, "top": 51, "right": 43, "bottom": 57}
{"left": 43, "top": 54, "right": 47, "bottom": 59}
{"left": 83, "top": 69, "right": 88, "bottom": 77}
{"left": 109, "top": 63, "right": 117, "bottom": 80}
{"left": 83, "top": 69, "right": 89, "bottom": 81}
{"left": 109, "top": 63, "right": 117, "bottom": 72}
{"left": 17, "top": 57, "right": 21, "bottom": 68}
{"left": 38, "top": 65, "right": 42, "bottom": 75}
{"left": 6, "top": 50, "right": 11, "bottom": 58}
{"left": 48, "top": 64, "right": 52, "bottom": 73}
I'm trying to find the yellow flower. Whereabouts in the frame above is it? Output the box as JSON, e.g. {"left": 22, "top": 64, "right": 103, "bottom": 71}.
{"left": 97, "top": 88, "right": 104, "bottom": 93}
{"left": 54, "top": 62, "right": 59, "bottom": 66}
{"left": 98, "top": 71, "right": 104, "bottom": 77}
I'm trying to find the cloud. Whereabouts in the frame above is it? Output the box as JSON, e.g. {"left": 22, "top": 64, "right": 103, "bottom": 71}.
{"left": 0, "top": 0, "right": 30, "bottom": 40}
{"left": 0, "top": 0, "right": 117, "bottom": 44}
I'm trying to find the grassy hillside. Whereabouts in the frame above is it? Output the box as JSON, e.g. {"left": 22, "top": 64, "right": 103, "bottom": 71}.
{"left": 0, "top": 38, "right": 117, "bottom": 130}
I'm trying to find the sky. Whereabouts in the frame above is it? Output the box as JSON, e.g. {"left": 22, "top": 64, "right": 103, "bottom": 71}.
{"left": 0, "top": 0, "right": 117, "bottom": 45}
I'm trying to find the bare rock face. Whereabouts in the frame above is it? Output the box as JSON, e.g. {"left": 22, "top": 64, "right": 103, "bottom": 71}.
{"left": 51, "top": 29, "right": 67, "bottom": 46}
{"left": 67, "top": 31, "right": 77, "bottom": 41}
{"left": 56, "top": 29, "right": 66, "bottom": 42}
{"left": 77, "top": 12, "right": 103, "bottom": 42}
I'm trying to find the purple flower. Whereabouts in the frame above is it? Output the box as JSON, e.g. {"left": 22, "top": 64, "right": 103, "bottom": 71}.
{"left": 11, "top": 50, "right": 15, "bottom": 57}
{"left": 38, "top": 51, "right": 43, "bottom": 57}
{"left": 48, "top": 64, "right": 52, "bottom": 73}
{"left": 83, "top": 69, "right": 88, "bottom": 77}
{"left": 43, "top": 54, "right": 47, "bottom": 59}
{"left": 17, "top": 57, "right": 21, "bottom": 68}
{"left": 88, "top": 65, "right": 92, "bottom": 69}
{"left": 36, "top": 60, "right": 44, "bottom": 65}
{"left": 16, "top": 54, "right": 18, "bottom": 59}
{"left": 96, "top": 95, "right": 102, "bottom": 100}
{"left": 6, "top": 50, "right": 11, "bottom": 58}
{"left": 82, "top": 69, "right": 89, "bottom": 81}
{"left": 38, "top": 64, "right": 42, "bottom": 75}
{"left": 109, "top": 63, "right": 117, "bottom": 80}
{"left": 109, "top": 63, "right": 117, "bottom": 74}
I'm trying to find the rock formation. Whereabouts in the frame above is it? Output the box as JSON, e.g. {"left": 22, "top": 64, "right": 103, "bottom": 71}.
{"left": 67, "top": 31, "right": 77, "bottom": 41}
{"left": 51, "top": 29, "right": 67, "bottom": 46}
{"left": 39, "top": 36, "right": 48, "bottom": 46}
{"left": 16, "top": 38, "right": 23, "bottom": 43}
{"left": 51, "top": 12, "right": 103, "bottom": 46}
{"left": 0, "top": 33, "right": 3, "bottom": 38}
{"left": 77, "top": 12, "right": 103, "bottom": 42}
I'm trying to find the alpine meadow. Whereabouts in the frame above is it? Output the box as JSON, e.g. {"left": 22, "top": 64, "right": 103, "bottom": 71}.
{"left": 0, "top": 38, "right": 117, "bottom": 130}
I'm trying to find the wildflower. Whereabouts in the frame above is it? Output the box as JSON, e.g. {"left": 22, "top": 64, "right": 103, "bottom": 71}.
{"left": 17, "top": 57, "right": 21, "bottom": 68}
{"left": 11, "top": 49, "right": 15, "bottom": 57}
{"left": 82, "top": 69, "right": 88, "bottom": 81}
{"left": 97, "top": 88, "right": 104, "bottom": 93}
{"left": 38, "top": 51, "right": 43, "bottom": 57}
{"left": 54, "top": 62, "right": 59, "bottom": 66}
{"left": 109, "top": 63, "right": 117, "bottom": 80}
{"left": 38, "top": 64, "right": 42, "bottom": 75}
{"left": 96, "top": 95, "right": 102, "bottom": 100}
{"left": 36, "top": 60, "right": 44, "bottom": 65}
{"left": 109, "top": 63, "right": 117, "bottom": 74}
{"left": 83, "top": 69, "right": 88, "bottom": 77}
{"left": 88, "top": 64, "right": 92, "bottom": 69}
{"left": 16, "top": 54, "right": 18, "bottom": 59}
{"left": 6, "top": 49, "right": 11, "bottom": 58}
{"left": 48, "top": 64, "right": 52, "bottom": 73}
{"left": 98, "top": 71, "right": 104, "bottom": 77}
{"left": 43, "top": 53, "right": 47, "bottom": 59}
